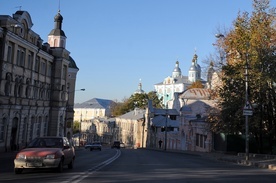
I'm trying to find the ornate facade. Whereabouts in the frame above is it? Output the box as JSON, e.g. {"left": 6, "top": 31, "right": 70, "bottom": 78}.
{"left": 0, "top": 10, "right": 79, "bottom": 152}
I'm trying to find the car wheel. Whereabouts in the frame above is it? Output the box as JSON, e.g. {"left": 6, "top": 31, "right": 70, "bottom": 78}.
{"left": 56, "top": 159, "right": 64, "bottom": 173}
{"left": 14, "top": 168, "right": 23, "bottom": 174}
{"left": 68, "top": 158, "right": 74, "bottom": 169}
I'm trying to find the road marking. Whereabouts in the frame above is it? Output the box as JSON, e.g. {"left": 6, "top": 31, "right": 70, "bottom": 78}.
{"left": 61, "top": 150, "right": 121, "bottom": 183}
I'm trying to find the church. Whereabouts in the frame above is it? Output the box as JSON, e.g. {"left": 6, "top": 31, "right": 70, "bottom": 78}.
{"left": 154, "top": 53, "right": 208, "bottom": 108}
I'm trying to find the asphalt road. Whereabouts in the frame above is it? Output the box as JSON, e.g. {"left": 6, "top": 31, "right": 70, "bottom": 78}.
{"left": 1, "top": 148, "right": 276, "bottom": 183}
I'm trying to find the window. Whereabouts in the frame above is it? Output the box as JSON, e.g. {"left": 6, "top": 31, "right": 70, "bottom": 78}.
{"left": 5, "top": 73, "right": 12, "bottom": 96}
{"left": 44, "top": 116, "right": 48, "bottom": 136}
{"left": 29, "top": 118, "right": 34, "bottom": 142}
{"left": 14, "top": 77, "right": 20, "bottom": 97}
{"left": 0, "top": 118, "right": 5, "bottom": 141}
{"left": 40, "top": 59, "right": 46, "bottom": 75}
{"left": 35, "top": 56, "right": 40, "bottom": 72}
{"left": 7, "top": 44, "right": 14, "bottom": 63}
{"left": 21, "top": 117, "right": 27, "bottom": 144}
{"left": 27, "top": 51, "right": 34, "bottom": 69}
{"left": 25, "top": 79, "right": 31, "bottom": 98}
{"left": 196, "top": 133, "right": 207, "bottom": 148}
{"left": 16, "top": 46, "right": 25, "bottom": 67}
{"left": 47, "top": 62, "right": 52, "bottom": 77}
{"left": 37, "top": 117, "right": 42, "bottom": 137}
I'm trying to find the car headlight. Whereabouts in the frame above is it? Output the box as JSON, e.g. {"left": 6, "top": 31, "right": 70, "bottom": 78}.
{"left": 17, "top": 154, "right": 26, "bottom": 160}
{"left": 45, "top": 154, "right": 56, "bottom": 159}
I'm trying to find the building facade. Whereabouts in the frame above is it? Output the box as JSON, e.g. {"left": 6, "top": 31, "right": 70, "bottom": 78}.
{"left": 115, "top": 108, "right": 146, "bottom": 149}
{"left": 74, "top": 98, "right": 115, "bottom": 122}
{"left": 178, "top": 88, "right": 216, "bottom": 152}
{"left": 0, "top": 10, "right": 79, "bottom": 152}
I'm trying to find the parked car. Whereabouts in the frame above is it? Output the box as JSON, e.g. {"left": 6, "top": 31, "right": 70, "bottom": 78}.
{"left": 14, "top": 136, "right": 75, "bottom": 174}
{"left": 85, "top": 142, "right": 102, "bottom": 151}
{"left": 111, "top": 141, "right": 121, "bottom": 149}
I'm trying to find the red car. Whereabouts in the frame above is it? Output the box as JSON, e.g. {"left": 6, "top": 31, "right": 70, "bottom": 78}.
{"left": 14, "top": 136, "right": 75, "bottom": 174}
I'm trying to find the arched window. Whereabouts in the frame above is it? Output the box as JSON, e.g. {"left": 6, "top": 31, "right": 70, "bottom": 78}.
{"left": 25, "top": 79, "right": 32, "bottom": 98}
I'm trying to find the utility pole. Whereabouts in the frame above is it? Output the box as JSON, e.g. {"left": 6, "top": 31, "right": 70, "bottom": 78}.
{"left": 164, "top": 103, "right": 168, "bottom": 151}
{"left": 243, "top": 47, "right": 252, "bottom": 161}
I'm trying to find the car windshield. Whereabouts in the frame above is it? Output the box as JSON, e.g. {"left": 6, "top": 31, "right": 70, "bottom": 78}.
{"left": 27, "top": 138, "right": 63, "bottom": 148}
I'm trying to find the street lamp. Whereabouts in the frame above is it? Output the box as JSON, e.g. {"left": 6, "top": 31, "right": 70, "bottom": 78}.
{"left": 79, "top": 113, "right": 83, "bottom": 148}
{"left": 164, "top": 106, "right": 168, "bottom": 151}
{"left": 215, "top": 33, "right": 226, "bottom": 65}
{"left": 164, "top": 95, "right": 169, "bottom": 151}
{"left": 244, "top": 47, "right": 251, "bottom": 161}
{"left": 76, "top": 88, "right": 85, "bottom": 92}
{"left": 65, "top": 88, "right": 85, "bottom": 140}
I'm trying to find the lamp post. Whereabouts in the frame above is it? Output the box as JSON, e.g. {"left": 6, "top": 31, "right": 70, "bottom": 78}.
{"left": 215, "top": 33, "right": 225, "bottom": 65}
{"left": 164, "top": 99, "right": 169, "bottom": 151}
{"left": 164, "top": 107, "right": 168, "bottom": 151}
{"left": 65, "top": 88, "right": 85, "bottom": 139}
{"left": 79, "top": 113, "right": 82, "bottom": 148}
{"left": 244, "top": 49, "right": 250, "bottom": 161}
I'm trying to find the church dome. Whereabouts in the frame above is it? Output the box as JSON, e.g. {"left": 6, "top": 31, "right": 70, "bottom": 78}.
{"left": 172, "top": 61, "right": 182, "bottom": 78}
{"left": 54, "top": 12, "right": 63, "bottom": 22}
{"left": 189, "top": 64, "right": 197, "bottom": 71}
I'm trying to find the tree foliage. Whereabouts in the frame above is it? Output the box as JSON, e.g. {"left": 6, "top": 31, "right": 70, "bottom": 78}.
{"left": 208, "top": 0, "right": 276, "bottom": 153}
{"left": 188, "top": 80, "right": 204, "bottom": 89}
{"left": 110, "top": 91, "right": 162, "bottom": 117}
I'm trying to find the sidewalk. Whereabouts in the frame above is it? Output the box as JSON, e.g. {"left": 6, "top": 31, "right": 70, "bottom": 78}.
{"left": 147, "top": 148, "right": 276, "bottom": 171}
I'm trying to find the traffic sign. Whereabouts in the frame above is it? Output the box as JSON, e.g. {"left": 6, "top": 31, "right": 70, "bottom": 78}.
{"left": 243, "top": 109, "right": 253, "bottom": 116}
{"left": 243, "top": 101, "right": 253, "bottom": 110}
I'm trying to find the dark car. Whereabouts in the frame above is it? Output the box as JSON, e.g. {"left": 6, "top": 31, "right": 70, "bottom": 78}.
{"left": 111, "top": 141, "right": 120, "bottom": 149}
{"left": 14, "top": 136, "right": 75, "bottom": 174}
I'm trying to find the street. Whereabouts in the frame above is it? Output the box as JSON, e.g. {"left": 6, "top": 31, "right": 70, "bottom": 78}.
{"left": 1, "top": 148, "right": 276, "bottom": 183}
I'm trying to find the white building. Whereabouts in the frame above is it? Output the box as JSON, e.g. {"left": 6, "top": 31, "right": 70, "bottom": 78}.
{"left": 154, "top": 54, "right": 206, "bottom": 107}
{"left": 74, "top": 98, "right": 115, "bottom": 122}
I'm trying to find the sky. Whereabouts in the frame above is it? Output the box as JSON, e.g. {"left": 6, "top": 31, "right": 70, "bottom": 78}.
{"left": 2, "top": 0, "right": 276, "bottom": 103}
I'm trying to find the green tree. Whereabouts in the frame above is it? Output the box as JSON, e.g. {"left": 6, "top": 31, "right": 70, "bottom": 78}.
{"left": 110, "top": 92, "right": 162, "bottom": 117}
{"left": 73, "top": 121, "right": 80, "bottom": 134}
{"left": 209, "top": 0, "right": 276, "bottom": 153}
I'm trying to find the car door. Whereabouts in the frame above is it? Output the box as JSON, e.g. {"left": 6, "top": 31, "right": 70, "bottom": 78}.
{"left": 62, "top": 138, "right": 74, "bottom": 165}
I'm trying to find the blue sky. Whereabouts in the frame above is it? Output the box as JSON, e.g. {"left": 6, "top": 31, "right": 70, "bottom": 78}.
{"left": 2, "top": 0, "right": 275, "bottom": 103}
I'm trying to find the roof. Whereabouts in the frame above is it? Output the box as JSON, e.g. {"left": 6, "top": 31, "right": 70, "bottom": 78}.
{"left": 69, "top": 56, "right": 79, "bottom": 69}
{"left": 152, "top": 108, "right": 179, "bottom": 116}
{"left": 179, "top": 88, "right": 211, "bottom": 100}
{"left": 116, "top": 108, "right": 145, "bottom": 120}
{"left": 74, "top": 98, "right": 114, "bottom": 109}
{"left": 151, "top": 115, "right": 179, "bottom": 127}
{"left": 155, "top": 75, "right": 190, "bottom": 85}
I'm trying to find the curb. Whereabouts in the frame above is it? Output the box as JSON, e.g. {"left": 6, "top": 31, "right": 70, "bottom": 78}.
{"left": 219, "top": 157, "right": 276, "bottom": 171}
